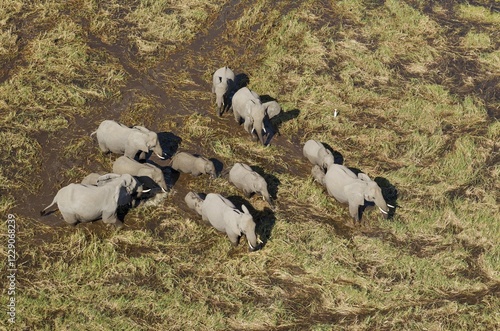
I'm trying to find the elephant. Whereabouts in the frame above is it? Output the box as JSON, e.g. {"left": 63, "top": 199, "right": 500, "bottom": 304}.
{"left": 184, "top": 191, "right": 204, "bottom": 216}
{"left": 323, "top": 164, "right": 393, "bottom": 222}
{"left": 212, "top": 66, "right": 235, "bottom": 116}
{"left": 200, "top": 193, "right": 261, "bottom": 251}
{"left": 91, "top": 120, "right": 165, "bottom": 160}
{"left": 112, "top": 156, "right": 168, "bottom": 192}
{"left": 228, "top": 163, "right": 273, "bottom": 207}
{"left": 303, "top": 139, "right": 335, "bottom": 170}
{"left": 170, "top": 152, "right": 217, "bottom": 178}
{"left": 262, "top": 100, "right": 281, "bottom": 119}
{"left": 40, "top": 174, "right": 143, "bottom": 228}
{"left": 232, "top": 87, "right": 268, "bottom": 145}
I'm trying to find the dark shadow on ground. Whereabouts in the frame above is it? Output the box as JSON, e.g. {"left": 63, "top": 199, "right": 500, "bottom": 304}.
{"left": 264, "top": 108, "right": 300, "bottom": 145}
{"left": 374, "top": 176, "right": 398, "bottom": 220}
{"left": 157, "top": 131, "right": 182, "bottom": 159}
{"left": 210, "top": 157, "right": 224, "bottom": 177}
{"left": 235, "top": 73, "right": 249, "bottom": 89}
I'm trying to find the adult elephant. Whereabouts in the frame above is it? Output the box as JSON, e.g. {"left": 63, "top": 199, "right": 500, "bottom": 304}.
{"left": 201, "top": 193, "right": 261, "bottom": 251}
{"left": 323, "top": 164, "right": 393, "bottom": 222}
{"left": 91, "top": 120, "right": 165, "bottom": 160}
{"left": 232, "top": 87, "right": 267, "bottom": 145}
{"left": 40, "top": 174, "right": 144, "bottom": 228}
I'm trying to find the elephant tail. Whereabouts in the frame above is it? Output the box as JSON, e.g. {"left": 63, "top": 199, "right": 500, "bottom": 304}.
{"left": 90, "top": 130, "right": 97, "bottom": 137}
{"left": 40, "top": 196, "right": 58, "bottom": 217}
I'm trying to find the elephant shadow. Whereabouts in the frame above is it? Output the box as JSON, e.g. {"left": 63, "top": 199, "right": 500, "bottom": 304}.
{"left": 157, "top": 132, "right": 182, "bottom": 159}
{"left": 250, "top": 165, "right": 281, "bottom": 200}
{"left": 226, "top": 195, "right": 276, "bottom": 249}
{"left": 374, "top": 177, "right": 398, "bottom": 219}
{"left": 264, "top": 108, "right": 301, "bottom": 145}
{"left": 322, "top": 142, "right": 344, "bottom": 165}
{"left": 235, "top": 73, "right": 250, "bottom": 89}
{"left": 210, "top": 158, "right": 224, "bottom": 177}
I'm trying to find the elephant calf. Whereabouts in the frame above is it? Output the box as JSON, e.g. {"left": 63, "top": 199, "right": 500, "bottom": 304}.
{"left": 184, "top": 191, "right": 204, "bottom": 216}
{"left": 200, "top": 193, "right": 261, "bottom": 251}
{"left": 170, "top": 152, "right": 217, "bottom": 178}
{"left": 212, "top": 66, "right": 235, "bottom": 116}
{"left": 232, "top": 87, "right": 268, "bottom": 145}
{"left": 112, "top": 156, "right": 168, "bottom": 192}
{"left": 40, "top": 174, "right": 143, "bottom": 228}
{"left": 91, "top": 120, "right": 165, "bottom": 160}
{"left": 323, "top": 164, "right": 393, "bottom": 222}
{"left": 229, "top": 163, "right": 273, "bottom": 207}
{"left": 303, "top": 139, "right": 335, "bottom": 171}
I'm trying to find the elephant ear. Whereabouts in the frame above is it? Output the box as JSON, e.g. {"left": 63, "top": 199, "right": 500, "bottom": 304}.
{"left": 357, "top": 173, "right": 372, "bottom": 182}
{"left": 241, "top": 204, "right": 251, "bottom": 215}
{"left": 130, "top": 132, "right": 149, "bottom": 153}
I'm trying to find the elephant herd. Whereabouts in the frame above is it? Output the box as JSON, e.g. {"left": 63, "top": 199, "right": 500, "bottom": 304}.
{"left": 40, "top": 66, "right": 396, "bottom": 251}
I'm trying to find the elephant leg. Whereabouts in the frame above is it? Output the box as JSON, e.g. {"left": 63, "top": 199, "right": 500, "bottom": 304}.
{"left": 98, "top": 142, "right": 110, "bottom": 153}
{"left": 348, "top": 203, "right": 361, "bottom": 223}
{"left": 234, "top": 111, "right": 242, "bottom": 124}
{"left": 227, "top": 231, "right": 240, "bottom": 246}
{"left": 102, "top": 211, "right": 118, "bottom": 225}
{"left": 61, "top": 212, "right": 78, "bottom": 226}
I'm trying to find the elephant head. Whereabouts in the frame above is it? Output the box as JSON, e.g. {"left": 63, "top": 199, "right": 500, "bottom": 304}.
{"left": 137, "top": 163, "right": 168, "bottom": 193}
{"left": 362, "top": 180, "right": 389, "bottom": 218}
{"left": 244, "top": 100, "right": 267, "bottom": 145}
{"left": 252, "top": 177, "right": 272, "bottom": 207}
{"left": 229, "top": 205, "right": 260, "bottom": 252}
{"left": 311, "top": 165, "right": 326, "bottom": 185}
{"left": 204, "top": 160, "right": 217, "bottom": 178}
{"left": 132, "top": 126, "right": 165, "bottom": 159}
{"left": 318, "top": 148, "right": 334, "bottom": 170}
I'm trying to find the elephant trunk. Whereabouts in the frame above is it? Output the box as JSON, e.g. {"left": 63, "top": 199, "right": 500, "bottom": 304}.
{"left": 375, "top": 195, "right": 389, "bottom": 219}
{"left": 254, "top": 122, "right": 265, "bottom": 145}
{"left": 245, "top": 229, "right": 259, "bottom": 252}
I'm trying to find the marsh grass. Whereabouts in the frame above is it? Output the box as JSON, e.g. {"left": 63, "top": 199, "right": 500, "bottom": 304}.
{"left": 1, "top": 0, "right": 499, "bottom": 330}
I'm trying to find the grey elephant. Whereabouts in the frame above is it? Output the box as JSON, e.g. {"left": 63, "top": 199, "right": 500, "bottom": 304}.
{"left": 40, "top": 174, "right": 143, "bottom": 228}
{"left": 303, "top": 139, "right": 335, "bottom": 170}
{"left": 200, "top": 193, "right": 261, "bottom": 251}
{"left": 112, "top": 156, "right": 168, "bottom": 192}
{"left": 170, "top": 152, "right": 217, "bottom": 178}
{"left": 262, "top": 100, "right": 281, "bottom": 119}
{"left": 232, "top": 87, "right": 268, "bottom": 145}
{"left": 229, "top": 163, "right": 273, "bottom": 207}
{"left": 212, "top": 66, "right": 235, "bottom": 116}
{"left": 91, "top": 120, "right": 165, "bottom": 160}
{"left": 323, "top": 164, "right": 393, "bottom": 222}
{"left": 184, "top": 191, "right": 204, "bottom": 216}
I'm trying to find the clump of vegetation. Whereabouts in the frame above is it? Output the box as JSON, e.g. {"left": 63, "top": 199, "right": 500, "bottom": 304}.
{"left": 1, "top": 0, "right": 498, "bottom": 330}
